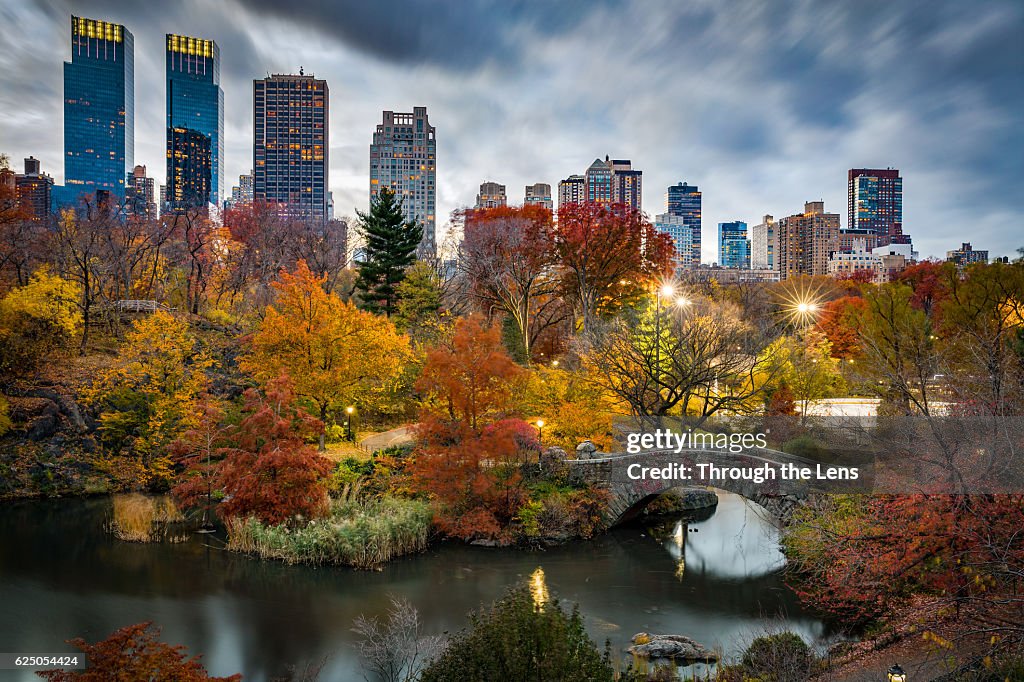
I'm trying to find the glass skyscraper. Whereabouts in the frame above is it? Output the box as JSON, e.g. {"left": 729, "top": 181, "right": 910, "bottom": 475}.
{"left": 254, "top": 73, "right": 329, "bottom": 220}
{"left": 848, "top": 168, "right": 903, "bottom": 246}
{"left": 718, "top": 220, "right": 750, "bottom": 269}
{"left": 666, "top": 182, "right": 701, "bottom": 268}
{"left": 165, "top": 33, "right": 223, "bottom": 210}
{"left": 63, "top": 16, "right": 134, "bottom": 202}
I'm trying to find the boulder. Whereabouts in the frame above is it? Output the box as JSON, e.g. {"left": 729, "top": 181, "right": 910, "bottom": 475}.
{"left": 576, "top": 440, "right": 598, "bottom": 460}
{"left": 628, "top": 633, "right": 718, "bottom": 662}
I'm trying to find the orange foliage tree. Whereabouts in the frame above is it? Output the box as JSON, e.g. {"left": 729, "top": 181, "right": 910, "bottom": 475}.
{"left": 38, "top": 622, "right": 239, "bottom": 682}
{"left": 216, "top": 373, "right": 333, "bottom": 526}
{"left": 815, "top": 295, "right": 867, "bottom": 360}
{"left": 242, "top": 260, "right": 411, "bottom": 450}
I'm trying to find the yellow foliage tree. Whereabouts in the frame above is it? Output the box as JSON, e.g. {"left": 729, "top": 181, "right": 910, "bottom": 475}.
{"left": 521, "top": 365, "right": 615, "bottom": 451}
{"left": 86, "top": 310, "right": 213, "bottom": 484}
{"left": 0, "top": 267, "right": 82, "bottom": 376}
{"left": 241, "top": 260, "right": 412, "bottom": 450}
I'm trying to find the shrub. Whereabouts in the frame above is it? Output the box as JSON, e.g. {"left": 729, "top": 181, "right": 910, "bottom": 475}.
{"left": 108, "top": 493, "right": 186, "bottom": 543}
{"left": 740, "top": 631, "right": 815, "bottom": 681}
{"left": 781, "top": 434, "right": 824, "bottom": 459}
{"left": 419, "top": 587, "right": 614, "bottom": 682}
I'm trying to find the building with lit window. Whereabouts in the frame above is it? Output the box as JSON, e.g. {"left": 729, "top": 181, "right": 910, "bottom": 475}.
{"left": 524, "top": 183, "right": 552, "bottom": 210}
{"left": 654, "top": 213, "right": 695, "bottom": 274}
{"left": 225, "top": 172, "right": 253, "bottom": 211}
{"left": 254, "top": 72, "right": 329, "bottom": 220}
{"left": 557, "top": 175, "right": 585, "bottom": 209}
{"left": 718, "top": 221, "right": 750, "bottom": 269}
{"left": 369, "top": 107, "right": 436, "bottom": 256}
{"left": 14, "top": 157, "right": 54, "bottom": 223}
{"left": 125, "top": 164, "right": 156, "bottom": 219}
{"left": 476, "top": 181, "right": 506, "bottom": 209}
{"left": 666, "top": 182, "right": 701, "bottom": 269}
{"left": 166, "top": 33, "right": 223, "bottom": 211}
{"left": 584, "top": 158, "right": 613, "bottom": 205}
{"left": 946, "top": 242, "right": 988, "bottom": 267}
{"left": 63, "top": 16, "right": 134, "bottom": 203}
{"left": 848, "top": 168, "right": 903, "bottom": 246}
{"left": 750, "top": 215, "right": 777, "bottom": 271}
{"left": 608, "top": 158, "right": 642, "bottom": 211}
{"left": 777, "top": 201, "right": 840, "bottom": 279}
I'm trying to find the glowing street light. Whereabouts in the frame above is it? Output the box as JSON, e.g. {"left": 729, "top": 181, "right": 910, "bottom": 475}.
{"left": 345, "top": 405, "right": 355, "bottom": 441}
{"left": 536, "top": 419, "right": 545, "bottom": 445}
{"left": 674, "top": 296, "right": 692, "bottom": 308}
{"left": 660, "top": 283, "right": 676, "bottom": 298}
{"left": 887, "top": 664, "right": 906, "bottom": 682}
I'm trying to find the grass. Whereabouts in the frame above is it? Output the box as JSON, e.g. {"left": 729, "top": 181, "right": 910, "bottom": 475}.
{"left": 107, "top": 493, "right": 186, "bottom": 542}
{"left": 227, "top": 496, "right": 432, "bottom": 569}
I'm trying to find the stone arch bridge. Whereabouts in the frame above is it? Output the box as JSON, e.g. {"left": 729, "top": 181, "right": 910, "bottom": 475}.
{"left": 565, "top": 448, "right": 820, "bottom": 526}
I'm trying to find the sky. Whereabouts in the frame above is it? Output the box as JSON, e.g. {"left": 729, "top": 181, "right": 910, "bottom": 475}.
{"left": 1, "top": 0, "right": 1021, "bottom": 261}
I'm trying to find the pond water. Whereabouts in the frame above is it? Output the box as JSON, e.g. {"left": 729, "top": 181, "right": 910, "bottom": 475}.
{"left": 0, "top": 491, "right": 830, "bottom": 680}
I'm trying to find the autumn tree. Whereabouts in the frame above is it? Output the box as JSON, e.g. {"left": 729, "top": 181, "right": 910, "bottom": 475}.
{"left": 166, "top": 206, "right": 217, "bottom": 315}
{"left": 37, "top": 622, "right": 240, "bottom": 682}
{"left": 894, "top": 259, "right": 953, "bottom": 318}
{"left": 242, "top": 260, "right": 411, "bottom": 450}
{"left": 770, "top": 329, "right": 846, "bottom": 419}
{"left": 169, "top": 397, "right": 230, "bottom": 529}
{"left": 394, "top": 259, "right": 447, "bottom": 345}
{"left": 86, "top": 311, "right": 213, "bottom": 483}
{"left": 216, "top": 373, "right": 333, "bottom": 526}
{"left": 0, "top": 267, "right": 82, "bottom": 377}
{"left": 548, "top": 201, "right": 674, "bottom": 331}
{"left": 355, "top": 187, "right": 422, "bottom": 316}
{"left": 459, "top": 205, "right": 564, "bottom": 361}
{"left": 815, "top": 295, "right": 866, "bottom": 360}
{"left": 416, "top": 314, "right": 523, "bottom": 430}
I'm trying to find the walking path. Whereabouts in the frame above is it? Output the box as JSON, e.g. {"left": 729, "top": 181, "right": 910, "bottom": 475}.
{"left": 359, "top": 425, "right": 415, "bottom": 452}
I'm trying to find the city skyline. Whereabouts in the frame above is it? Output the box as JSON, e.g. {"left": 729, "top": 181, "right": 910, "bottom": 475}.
{"left": 1, "top": 1, "right": 1021, "bottom": 259}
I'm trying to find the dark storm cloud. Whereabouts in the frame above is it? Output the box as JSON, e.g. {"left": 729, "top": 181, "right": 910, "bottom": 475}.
{"left": 1, "top": 0, "right": 1021, "bottom": 258}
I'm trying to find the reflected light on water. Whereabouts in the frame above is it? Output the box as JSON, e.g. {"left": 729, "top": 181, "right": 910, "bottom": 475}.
{"left": 530, "top": 567, "right": 549, "bottom": 607}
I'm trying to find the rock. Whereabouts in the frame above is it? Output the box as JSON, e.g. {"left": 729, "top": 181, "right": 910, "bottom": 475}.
{"left": 576, "top": 440, "right": 597, "bottom": 460}
{"left": 675, "top": 488, "right": 719, "bottom": 510}
{"left": 539, "top": 446, "right": 567, "bottom": 467}
{"left": 628, "top": 633, "right": 718, "bottom": 662}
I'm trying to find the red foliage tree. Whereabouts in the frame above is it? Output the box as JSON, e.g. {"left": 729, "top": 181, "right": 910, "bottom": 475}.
{"left": 38, "top": 622, "right": 239, "bottom": 681}
{"left": 815, "top": 295, "right": 867, "bottom": 359}
{"left": 216, "top": 373, "right": 333, "bottom": 526}
{"left": 547, "top": 202, "right": 674, "bottom": 330}
{"left": 170, "top": 396, "right": 231, "bottom": 526}
{"left": 893, "top": 260, "right": 953, "bottom": 318}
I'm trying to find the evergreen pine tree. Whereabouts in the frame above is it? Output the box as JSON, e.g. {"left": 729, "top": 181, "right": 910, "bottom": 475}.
{"left": 354, "top": 187, "right": 423, "bottom": 316}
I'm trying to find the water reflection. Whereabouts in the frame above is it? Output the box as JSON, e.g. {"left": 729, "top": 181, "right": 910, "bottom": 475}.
{"left": 0, "top": 491, "right": 828, "bottom": 681}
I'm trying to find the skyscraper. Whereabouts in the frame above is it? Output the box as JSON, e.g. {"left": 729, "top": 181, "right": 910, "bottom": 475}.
{"left": 585, "top": 158, "right": 613, "bottom": 205}
{"left": 369, "top": 107, "right": 436, "bottom": 257}
{"left": 476, "top": 181, "right": 506, "bottom": 209}
{"left": 557, "top": 175, "right": 585, "bottom": 208}
{"left": 608, "top": 158, "right": 642, "bottom": 211}
{"left": 848, "top": 168, "right": 903, "bottom": 245}
{"left": 15, "top": 157, "right": 54, "bottom": 223}
{"left": 750, "top": 215, "right": 777, "bottom": 271}
{"left": 254, "top": 72, "right": 329, "bottom": 220}
{"left": 63, "top": 16, "right": 134, "bottom": 202}
{"left": 654, "top": 213, "right": 695, "bottom": 273}
{"left": 166, "top": 33, "right": 223, "bottom": 210}
{"left": 125, "top": 164, "right": 156, "bottom": 219}
{"left": 718, "top": 221, "right": 750, "bottom": 269}
{"left": 666, "top": 182, "right": 701, "bottom": 268}
{"left": 777, "top": 201, "right": 840, "bottom": 279}
{"left": 524, "top": 183, "right": 552, "bottom": 210}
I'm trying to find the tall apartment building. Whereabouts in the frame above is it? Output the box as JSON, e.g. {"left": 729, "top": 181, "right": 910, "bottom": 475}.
{"left": 848, "top": 168, "right": 903, "bottom": 246}
{"left": 666, "top": 182, "right": 701, "bottom": 269}
{"left": 125, "top": 164, "right": 156, "bottom": 219}
{"left": 608, "top": 158, "right": 642, "bottom": 210}
{"left": 777, "top": 201, "right": 840, "bottom": 279}
{"left": 225, "top": 171, "right": 253, "bottom": 211}
{"left": 254, "top": 72, "right": 329, "bottom": 220}
{"left": 524, "top": 183, "right": 552, "bottom": 210}
{"left": 750, "top": 215, "right": 777, "bottom": 270}
{"left": 165, "top": 33, "right": 223, "bottom": 210}
{"left": 557, "top": 175, "right": 585, "bottom": 208}
{"left": 584, "top": 158, "right": 613, "bottom": 205}
{"left": 946, "top": 242, "right": 988, "bottom": 266}
{"left": 14, "top": 157, "right": 54, "bottom": 222}
{"left": 369, "top": 107, "right": 436, "bottom": 256}
{"left": 476, "top": 181, "right": 506, "bottom": 209}
{"left": 63, "top": 16, "right": 134, "bottom": 202}
{"left": 654, "top": 213, "right": 695, "bottom": 273}
{"left": 718, "top": 221, "right": 750, "bottom": 269}
{"left": 573, "top": 156, "right": 642, "bottom": 211}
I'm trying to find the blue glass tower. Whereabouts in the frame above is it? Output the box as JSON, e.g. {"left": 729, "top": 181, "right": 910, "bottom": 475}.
{"left": 63, "top": 16, "right": 134, "bottom": 202}
{"left": 666, "top": 182, "right": 701, "bottom": 268}
{"left": 166, "top": 34, "right": 223, "bottom": 210}
{"left": 718, "top": 221, "right": 750, "bottom": 269}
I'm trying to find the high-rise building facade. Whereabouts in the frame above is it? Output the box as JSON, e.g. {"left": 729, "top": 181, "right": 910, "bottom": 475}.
{"left": 946, "top": 242, "right": 988, "bottom": 267}
{"left": 226, "top": 171, "right": 254, "bottom": 211}
{"left": 848, "top": 168, "right": 903, "bottom": 245}
{"left": 777, "top": 201, "right": 840, "bottom": 279}
{"left": 666, "top": 182, "right": 701, "bottom": 269}
{"left": 750, "top": 215, "right": 777, "bottom": 271}
{"left": 63, "top": 16, "right": 134, "bottom": 202}
{"left": 524, "top": 183, "right": 552, "bottom": 210}
{"left": 125, "top": 164, "right": 156, "bottom": 219}
{"left": 584, "top": 158, "right": 613, "bottom": 205}
{"left": 15, "top": 157, "right": 54, "bottom": 222}
{"left": 718, "top": 221, "right": 750, "bottom": 269}
{"left": 654, "top": 213, "right": 695, "bottom": 273}
{"left": 166, "top": 33, "right": 223, "bottom": 210}
{"left": 557, "top": 175, "right": 585, "bottom": 208}
{"left": 369, "top": 107, "right": 436, "bottom": 256}
{"left": 476, "top": 181, "right": 506, "bottom": 209}
{"left": 254, "top": 73, "right": 329, "bottom": 220}
{"left": 608, "top": 158, "right": 642, "bottom": 211}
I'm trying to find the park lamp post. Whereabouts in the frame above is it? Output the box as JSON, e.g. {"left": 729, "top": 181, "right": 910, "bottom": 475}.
{"left": 536, "top": 419, "right": 545, "bottom": 446}
{"left": 345, "top": 405, "right": 355, "bottom": 442}
{"left": 886, "top": 664, "right": 906, "bottom": 682}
